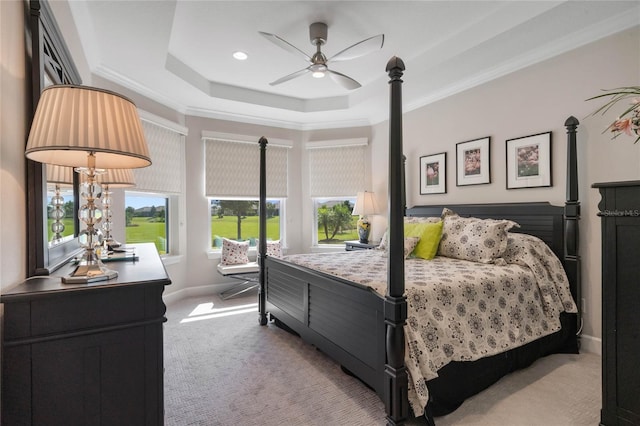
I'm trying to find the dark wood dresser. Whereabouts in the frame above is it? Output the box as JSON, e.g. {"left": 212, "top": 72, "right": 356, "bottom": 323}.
{"left": 1, "top": 243, "right": 171, "bottom": 425}
{"left": 593, "top": 181, "right": 640, "bottom": 426}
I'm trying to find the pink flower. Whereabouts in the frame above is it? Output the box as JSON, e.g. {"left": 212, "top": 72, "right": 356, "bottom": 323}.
{"left": 610, "top": 118, "right": 634, "bottom": 136}
{"left": 588, "top": 86, "right": 640, "bottom": 143}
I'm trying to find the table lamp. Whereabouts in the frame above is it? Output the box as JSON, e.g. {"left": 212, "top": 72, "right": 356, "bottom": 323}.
{"left": 26, "top": 85, "right": 151, "bottom": 283}
{"left": 46, "top": 164, "right": 74, "bottom": 244}
{"left": 98, "top": 168, "right": 136, "bottom": 249}
{"left": 352, "top": 191, "right": 378, "bottom": 243}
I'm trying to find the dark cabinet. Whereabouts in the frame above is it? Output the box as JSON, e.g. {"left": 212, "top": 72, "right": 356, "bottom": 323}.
{"left": 2, "top": 243, "right": 171, "bottom": 425}
{"left": 593, "top": 181, "right": 640, "bottom": 426}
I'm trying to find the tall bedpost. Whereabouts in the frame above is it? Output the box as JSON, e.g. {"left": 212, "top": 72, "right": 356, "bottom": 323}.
{"left": 258, "top": 136, "right": 269, "bottom": 326}
{"left": 385, "top": 56, "right": 408, "bottom": 426}
{"left": 402, "top": 155, "right": 407, "bottom": 215}
{"left": 564, "top": 116, "right": 581, "bottom": 342}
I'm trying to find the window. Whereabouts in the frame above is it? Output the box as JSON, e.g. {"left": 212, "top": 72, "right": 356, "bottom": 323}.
{"left": 125, "top": 193, "right": 169, "bottom": 254}
{"left": 210, "top": 198, "right": 283, "bottom": 249}
{"left": 204, "top": 133, "right": 291, "bottom": 251}
{"left": 127, "top": 113, "right": 186, "bottom": 257}
{"left": 314, "top": 197, "right": 358, "bottom": 245}
{"left": 307, "top": 138, "right": 368, "bottom": 246}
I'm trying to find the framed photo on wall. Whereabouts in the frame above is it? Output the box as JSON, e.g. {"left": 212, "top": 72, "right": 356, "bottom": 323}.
{"left": 420, "top": 152, "right": 446, "bottom": 194}
{"left": 506, "top": 131, "right": 552, "bottom": 189}
{"left": 456, "top": 136, "right": 490, "bottom": 186}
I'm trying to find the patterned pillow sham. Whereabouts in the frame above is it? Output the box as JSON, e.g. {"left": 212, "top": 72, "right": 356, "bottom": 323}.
{"left": 221, "top": 238, "right": 250, "bottom": 265}
{"left": 376, "top": 236, "right": 420, "bottom": 259}
{"left": 437, "top": 208, "right": 519, "bottom": 263}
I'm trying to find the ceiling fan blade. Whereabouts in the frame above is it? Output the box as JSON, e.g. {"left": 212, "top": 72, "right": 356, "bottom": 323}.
{"left": 269, "top": 67, "right": 311, "bottom": 86}
{"left": 259, "top": 31, "right": 311, "bottom": 62}
{"left": 328, "top": 34, "right": 384, "bottom": 62}
{"left": 327, "top": 69, "right": 361, "bottom": 90}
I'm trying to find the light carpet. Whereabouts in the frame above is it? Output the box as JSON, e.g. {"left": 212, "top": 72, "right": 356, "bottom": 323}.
{"left": 164, "top": 293, "right": 600, "bottom": 426}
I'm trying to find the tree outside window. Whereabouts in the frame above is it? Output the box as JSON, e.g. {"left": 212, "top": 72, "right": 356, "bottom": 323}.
{"left": 314, "top": 198, "right": 358, "bottom": 244}
{"left": 210, "top": 199, "right": 281, "bottom": 249}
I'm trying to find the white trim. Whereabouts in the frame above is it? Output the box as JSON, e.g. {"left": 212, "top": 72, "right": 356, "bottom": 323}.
{"left": 163, "top": 284, "right": 227, "bottom": 306}
{"left": 138, "top": 110, "right": 188, "bottom": 136}
{"left": 305, "top": 137, "right": 368, "bottom": 150}
{"left": 161, "top": 254, "right": 183, "bottom": 266}
{"left": 189, "top": 106, "right": 372, "bottom": 131}
{"left": 201, "top": 131, "right": 293, "bottom": 148}
{"left": 579, "top": 334, "right": 602, "bottom": 356}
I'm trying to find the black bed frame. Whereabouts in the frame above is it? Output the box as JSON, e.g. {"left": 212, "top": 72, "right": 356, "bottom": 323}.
{"left": 256, "top": 58, "right": 581, "bottom": 425}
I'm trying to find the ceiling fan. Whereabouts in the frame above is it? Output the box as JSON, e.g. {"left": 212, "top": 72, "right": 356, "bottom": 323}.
{"left": 259, "top": 22, "right": 384, "bottom": 90}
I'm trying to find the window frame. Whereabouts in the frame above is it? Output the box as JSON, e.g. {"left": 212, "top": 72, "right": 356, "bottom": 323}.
{"left": 208, "top": 197, "right": 287, "bottom": 255}
{"left": 312, "top": 196, "right": 357, "bottom": 248}
{"left": 124, "top": 190, "right": 178, "bottom": 256}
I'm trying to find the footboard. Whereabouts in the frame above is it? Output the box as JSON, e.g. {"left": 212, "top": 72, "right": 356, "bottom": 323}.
{"left": 264, "top": 256, "right": 387, "bottom": 398}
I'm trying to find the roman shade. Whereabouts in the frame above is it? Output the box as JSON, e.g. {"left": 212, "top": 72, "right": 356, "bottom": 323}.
{"left": 307, "top": 138, "right": 368, "bottom": 197}
{"left": 133, "top": 118, "right": 186, "bottom": 194}
{"left": 204, "top": 137, "right": 289, "bottom": 198}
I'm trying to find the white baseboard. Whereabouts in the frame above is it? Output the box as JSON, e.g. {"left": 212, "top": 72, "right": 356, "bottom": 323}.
{"left": 163, "top": 283, "right": 233, "bottom": 306}
{"left": 579, "top": 334, "right": 602, "bottom": 356}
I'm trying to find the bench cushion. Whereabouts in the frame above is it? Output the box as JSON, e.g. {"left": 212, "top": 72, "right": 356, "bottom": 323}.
{"left": 217, "top": 261, "right": 259, "bottom": 275}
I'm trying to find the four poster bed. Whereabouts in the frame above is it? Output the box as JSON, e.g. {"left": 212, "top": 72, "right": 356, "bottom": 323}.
{"left": 255, "top": 57, "right": 581, "bottom": 425}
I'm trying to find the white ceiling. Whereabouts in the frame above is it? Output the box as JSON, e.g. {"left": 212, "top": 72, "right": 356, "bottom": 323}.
{"left": 58, "top": 1, "right": 639, "bottom": 130}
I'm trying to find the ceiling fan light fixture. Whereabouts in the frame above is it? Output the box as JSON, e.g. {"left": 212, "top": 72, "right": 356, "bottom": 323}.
{"left": 260, "top": 22, "right": 383, "bottom": 90}
{"left": 310, "top": 63, "right": 327, "bottom": 78}
{"left": 232, "top": 51, "right": 248, "bottom": 60}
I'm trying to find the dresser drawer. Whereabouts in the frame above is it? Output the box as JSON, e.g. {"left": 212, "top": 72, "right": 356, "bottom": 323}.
{"left": 4, "top": 286, "right": 147, "bottom": 340}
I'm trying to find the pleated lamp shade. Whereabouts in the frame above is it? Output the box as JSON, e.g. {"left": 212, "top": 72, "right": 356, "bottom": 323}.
{"left": 25, "top": 85, "right": 151, "bottom": 169}
{"left": 98, "top": 169, "right": 136, "bottom": 188}
{"left": 45, "top": 164, "right": 74, "bottom": 185}
{"left": 352, "top": 191, "right": 378, "bottom": 216}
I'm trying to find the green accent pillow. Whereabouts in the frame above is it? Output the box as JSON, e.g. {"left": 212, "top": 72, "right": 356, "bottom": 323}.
{"left": 404, "top": 221, "right": 444, "bottom": 260}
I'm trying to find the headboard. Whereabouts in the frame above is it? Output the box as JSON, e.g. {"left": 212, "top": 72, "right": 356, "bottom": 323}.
{"left": 406, "top": 202, "right": 565, "bottom": 264}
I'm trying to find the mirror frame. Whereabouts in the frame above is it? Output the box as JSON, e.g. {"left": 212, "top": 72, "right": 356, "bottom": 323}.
{"left": 27, "top": 0, "right": 83, "bottom": 276}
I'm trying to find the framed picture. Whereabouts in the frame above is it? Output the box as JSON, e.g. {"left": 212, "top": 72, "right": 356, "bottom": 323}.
{"left": 420, "top": 152, "right": 446, "bottom": 194}
{"left": 506, "top": 131, "right": 552, "bottom": 189}
{"left": 456, "top": 136, "right": 490, "bottom": 186}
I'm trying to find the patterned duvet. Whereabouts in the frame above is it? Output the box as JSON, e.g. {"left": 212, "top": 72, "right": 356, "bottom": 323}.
{"left": 283, "top": 233, "right": 577, "bottom": 416}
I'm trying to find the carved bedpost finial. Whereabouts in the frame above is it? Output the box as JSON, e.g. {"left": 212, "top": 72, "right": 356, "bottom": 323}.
{"left": 386, "top": 56, "right": 405, "bottom": 82}
{"left": 565, "top": 116, "right": 579, "bottom": 130}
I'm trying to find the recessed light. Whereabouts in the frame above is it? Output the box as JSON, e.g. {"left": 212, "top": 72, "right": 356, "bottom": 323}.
{"left": 233, "top": 51, "right": 248, "bottom": 61}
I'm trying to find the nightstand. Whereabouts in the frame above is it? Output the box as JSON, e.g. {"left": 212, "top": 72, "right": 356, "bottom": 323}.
{"left": 345, "top": 240, "right": 378, "bottom": 251}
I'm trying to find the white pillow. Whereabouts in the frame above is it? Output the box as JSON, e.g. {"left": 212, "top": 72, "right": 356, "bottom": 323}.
{"left": 257, "top": 240, "right": 282, "bottom": 258}
{"left": 221, "top": 238, "right": 250, "bottom": 265}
